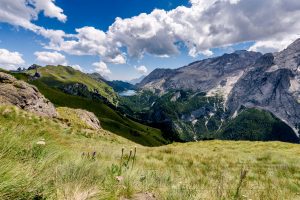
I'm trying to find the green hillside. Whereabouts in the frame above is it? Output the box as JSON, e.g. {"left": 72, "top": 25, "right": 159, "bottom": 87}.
{"left": 31, "top": 80, "right": 168, "bottom": 146}
{"left": 0, "top": 105, "right": 299, "bottom": 200}
{"left": 119, "top": 90, "right": 226, "bottom": 141}
{"left": 120, "top": 90, "right": 299, "bottom": 143}
{"left": 218, "top": 108, "right": 299, "bottom": 143}
{"left": 6, "top": 70, "right": 168, "bottom": 146}
{"left": 26, "top": 65, "right": 118, "bottom": 105}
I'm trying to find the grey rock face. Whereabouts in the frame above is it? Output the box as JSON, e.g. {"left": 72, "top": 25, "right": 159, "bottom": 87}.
{"left": 227, "top": 45, "right": 300, "bottom": 135}
{"left": 88, "top": 73, "right": 107, "bottom": 82}
{"left": 61, "top": 83, "right": 111, "bottom": 104}
{"left": 137, "top": 68, "right": 176, "bottom": 93}
{"left": 138, "top": 51, "right": 262, "bottom": 94}
{"left": 73, "top": 109, "right": 101, "bottom": 130}
{"left": 0, "top": 72, "right": 57, "bottom": 117}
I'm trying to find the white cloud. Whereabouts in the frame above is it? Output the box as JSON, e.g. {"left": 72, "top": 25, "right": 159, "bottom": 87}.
{"left": 92, "top": 61, "right": 111, "bottom": 75}
{"left": 70, "top": 64, "right": 83, "bottom": 72}
{"left": 55, "top": 26, "right": 107, "bottom": 56}
{"left": 248, "top": 35, "right": 300, "bottom": 53}
{"left": 38, "top": 28, "right": 67, "bottom": 46}
{"left": 107, "top": 11, "right": 179, "bottom": 58}
{"left": 33, "top": 0, "right": 67, "bottom": 22}
{"left": 0, "top": 0, "right": 68, "bottom": 49}
{"left": 2, "top": 0, "right": 300, "bottom": 64}
{"left": 0, "top": 48, "right": 25, "bottom": 70}
{"left": 46, "top": 26, "right": 126, "bottom": 64}
{"left": 189, "top": 48, "right": 214, "bottom": 57}
{"left": 0, "top": 0, "right": 38, "bottom": 31}
{"left": 115, "top": 0, "right": 300, "bottom": 56}
{"left": 103, "top": 54, "right": 126, "bottom": 64}
{"left": 34, "top": 51, "right": 67, "bottom": 65}
{"left": 50, "top": 0, "right": 300, "bottom": 61}
{"left": 135, "top": 65, "right": 148, "bottom": 74}
{"left": 0, "top": 0, "right": 66, "bottom": 31}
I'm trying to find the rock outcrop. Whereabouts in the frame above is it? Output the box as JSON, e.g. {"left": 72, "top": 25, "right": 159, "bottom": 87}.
{"left": 73, "top": 109, "right": 101, "bottom": 130}
{"left": 61, "top": 83, "right": 113, "bottom": 106}
{"left": 57, "top": 107, "right": 101, "bottom": 130}
{"left": 0, "top": 72, "right": 57, "bottom": 117}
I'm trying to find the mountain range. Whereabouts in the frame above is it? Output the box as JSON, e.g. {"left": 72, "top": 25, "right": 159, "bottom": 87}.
{"left": 125, "top": 39, "right": 300, "bottom": 143}
{"left": 1, "top": 39, "right": 299, "bottom": 144}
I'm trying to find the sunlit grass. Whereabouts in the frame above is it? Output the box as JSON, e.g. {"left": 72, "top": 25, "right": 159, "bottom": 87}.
{"left": 0, "top": 105, "right": 299, "bottom": 199}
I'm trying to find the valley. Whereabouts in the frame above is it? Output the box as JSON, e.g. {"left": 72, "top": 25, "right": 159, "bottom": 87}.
{"left": 0, "top": 37, "right": 300, "bottom": 200}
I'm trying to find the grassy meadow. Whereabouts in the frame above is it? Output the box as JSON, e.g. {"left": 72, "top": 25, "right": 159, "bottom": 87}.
{"left": 0, "top": 105, "right": 300, "bottom": 200}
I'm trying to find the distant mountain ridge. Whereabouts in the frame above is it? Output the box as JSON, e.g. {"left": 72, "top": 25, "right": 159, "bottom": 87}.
{"left": 129, "top": 75, "right": 146, "bottom": 85}
{"left": 88, "top": 72, "right": 136, "bottom": 92}
{"left": 131, "top": 39, "right": 300, "bottom": 142}
{"left": 138, "top": 50, "right": 262, "bottom": 95}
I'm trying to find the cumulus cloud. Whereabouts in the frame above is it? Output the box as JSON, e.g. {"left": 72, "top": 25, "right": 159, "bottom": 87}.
{"left": 0, "top": 48, "right": 25, "bottom": 70}
{"left": 135, "top": 65, "right": 148, "bottom": 74}
{"left": 93, "top": 61, "right": 111, "bottom": 75}
{"left": 248, "top": 35, "right": 300, "bottom": 53}
{"left": 34, "top": 51, "right": 67, "bottom": 65}
{"left": 0, "top": 0, "right": 68, "bottom": 48}
{"left": 46, "top": 26, "right": 126, "bottom": 64}
{"left": 46, "top": 0, "right": 300, "bottom": 62}
{"left": 70, "top": 64, "right": 83, "bottom": 72}
{"left": 0, "top": 0, "right": 66, "bottom": 31}
{"left": 2, "top": 0, "right": 300, "bottom": 65}
{"left": 34, "top": 0, "right": 67, "bottom": 22}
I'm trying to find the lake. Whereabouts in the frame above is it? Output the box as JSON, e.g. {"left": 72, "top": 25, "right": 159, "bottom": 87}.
{"left": 119, "top": 90, "right": 137, "bottom": 96}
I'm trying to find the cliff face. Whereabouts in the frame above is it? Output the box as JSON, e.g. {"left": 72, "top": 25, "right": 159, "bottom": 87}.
{"left": 137, "top": 68, "right": 177, "bottom": 93}
{"left": 0, "top": 72, "right": 57, "bottom": 117}
{"left": 227, "top": 40, "right": 300, "bottom": 135}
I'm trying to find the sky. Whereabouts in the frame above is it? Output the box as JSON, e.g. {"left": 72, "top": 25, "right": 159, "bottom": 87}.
{"left": 0, "top": 0, "right": 300, "bottom": 81}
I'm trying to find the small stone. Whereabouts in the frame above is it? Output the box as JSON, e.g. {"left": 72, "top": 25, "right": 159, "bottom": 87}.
{"left": 115, "top": 176, "right": 124, "bottom": 182}
{"left": 36, "top": 141, "right": 46, "bottom": 145}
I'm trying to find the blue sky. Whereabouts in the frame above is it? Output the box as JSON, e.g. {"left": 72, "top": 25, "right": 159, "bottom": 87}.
{"left": 0, "top": 0, "right": 299, "bottom": 80}
{"left": 0, "top": 0, "right": 195, "bottom": 80}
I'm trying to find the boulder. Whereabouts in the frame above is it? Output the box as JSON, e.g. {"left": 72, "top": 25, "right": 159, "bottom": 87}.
{"left": 73, "top": 109, "right": 101, "bottom": 130}
{"left": 0, "top": 72, "right": 57, "bottom": 117}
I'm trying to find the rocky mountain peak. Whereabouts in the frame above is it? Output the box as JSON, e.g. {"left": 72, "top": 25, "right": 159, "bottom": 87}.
{"left": 286, "top": 38, "right": 300, "bottom": 50}
{"left": 137, "top": 68, "right": 176, "bottom": 92}
{"left": 274, "top": 39, "right": 300, "bottom": 72}
{"left": 138, "top": 51, "right": 261, "bottom": 94}
{"left": 234, "top": 50, "right": 262, "bottom": 58}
